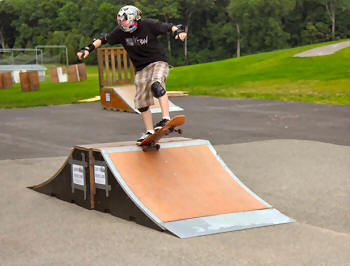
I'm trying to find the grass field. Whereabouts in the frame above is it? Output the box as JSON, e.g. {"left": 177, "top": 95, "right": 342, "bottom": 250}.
{"left": 1, "top": 40, "right": 349, "bottom": 109}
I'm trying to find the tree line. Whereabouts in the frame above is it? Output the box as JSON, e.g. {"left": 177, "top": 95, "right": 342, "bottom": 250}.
{"left": 0, "top": 0, "right": 349, "bottom": 66}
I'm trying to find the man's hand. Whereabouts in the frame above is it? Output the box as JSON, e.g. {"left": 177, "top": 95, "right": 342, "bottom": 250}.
{"left": 77, "top": 50, "right": 90, "bottom": 60}
{"left": 175, "top": 32, "right": 187, "bottom": 42}
{"left": 172, "top": 25, "right": 187, "bottom": 42}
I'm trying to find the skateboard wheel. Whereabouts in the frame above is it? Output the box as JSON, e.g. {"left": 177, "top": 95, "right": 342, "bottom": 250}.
{"left": 177, "top": 129, "right": 183, "bottom": 135}
{"left": 155, "top": 144, "right": 160, "bottom": 150}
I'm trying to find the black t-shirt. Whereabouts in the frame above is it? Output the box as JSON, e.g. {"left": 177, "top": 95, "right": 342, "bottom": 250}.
{"left": 106, "top": 19, "right": 172, "bottom": 71}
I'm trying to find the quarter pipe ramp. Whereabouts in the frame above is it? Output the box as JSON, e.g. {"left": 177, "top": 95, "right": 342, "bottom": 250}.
{"left": 101, "top": 85, "right": 183, "bottom": 114}
{"left": 31, "top": 138, "right": 293, "bottom": 238}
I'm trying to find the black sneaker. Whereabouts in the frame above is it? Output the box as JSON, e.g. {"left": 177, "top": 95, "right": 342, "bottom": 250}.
{"left": 136, "top": 131, "right": 153, "bottom": 145}
{"left": 154, "top": 118, "right": 170, "bottom": 131}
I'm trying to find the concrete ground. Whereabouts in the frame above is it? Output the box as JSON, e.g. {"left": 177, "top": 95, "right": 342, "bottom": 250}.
{"left": 1, "top": 96, "right": 349, "bottom": 265}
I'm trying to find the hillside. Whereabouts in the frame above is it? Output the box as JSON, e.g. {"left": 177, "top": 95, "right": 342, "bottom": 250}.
{"left": 1, "top": 40, "right": 349, "bottom": 109}
{"left": 166, "top": 40, "right": 350, "bottom": 105}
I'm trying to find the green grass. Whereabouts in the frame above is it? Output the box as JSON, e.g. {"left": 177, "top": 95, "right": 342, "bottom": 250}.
{"left": 1, "top": 40, "right": 350, "bottom": 108}
{"left": 0, "top": 66, "right": 100, "bottom": 109}
{"left": 166, "top": 40, "right": 350, "bottom": 105}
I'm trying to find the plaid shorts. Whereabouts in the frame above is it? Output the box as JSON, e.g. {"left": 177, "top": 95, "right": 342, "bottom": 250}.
{"left": 134, "top": 61, "right": 169, "bottom": 109}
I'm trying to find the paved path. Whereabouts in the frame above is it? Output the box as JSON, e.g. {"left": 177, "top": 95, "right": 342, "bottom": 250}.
{"left": 0, "top": 97, "right": 349, "bottom": 265}
{"left": 1, "top": 96, "right": 349, "bottom": 160}
{"left": 294, "top": 40, "right": 350, "bottom": 57}
{"left": 1, "top": 140, "right": 349, "bottom": 265}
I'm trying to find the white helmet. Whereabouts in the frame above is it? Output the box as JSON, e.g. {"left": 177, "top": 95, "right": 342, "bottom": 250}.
{"left": 117, "top": 5, "right": 142, "bottom": 32}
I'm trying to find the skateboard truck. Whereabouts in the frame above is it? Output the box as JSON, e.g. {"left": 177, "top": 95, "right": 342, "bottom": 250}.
{"left": 164, "top": 126, "right": 183, "bottom": 136}
{"left": 141, "top": 141, "right": 160, "bottom": 152}
{"left": 138, "top": 115, "right": 186, "bottom": 152}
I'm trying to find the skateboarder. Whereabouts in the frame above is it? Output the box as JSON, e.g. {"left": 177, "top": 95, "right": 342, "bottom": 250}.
{"left": 77, "top": 5, "right": 187, "bottom": 144}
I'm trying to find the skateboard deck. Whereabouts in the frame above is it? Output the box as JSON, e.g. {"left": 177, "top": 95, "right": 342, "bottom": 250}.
{"left": 138, "top": 115, "right": 186, "bottom": 151}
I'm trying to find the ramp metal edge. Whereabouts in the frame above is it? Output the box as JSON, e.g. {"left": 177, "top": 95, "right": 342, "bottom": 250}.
{"left": 206, "top": 142, "right": 272, "bottom": 208}
{"left": 102, "top": 139, "right": 208, "bottom": 154}
{"left": 151, "top": 106, "right": 184, "bottom": 113}
{"left": 163, "top": 208, "right": 295, "bottom": 238}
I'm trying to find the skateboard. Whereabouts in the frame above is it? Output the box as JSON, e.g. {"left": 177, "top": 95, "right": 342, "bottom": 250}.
{"left": 138, "top": 115, "right": 186, "bottom": 151}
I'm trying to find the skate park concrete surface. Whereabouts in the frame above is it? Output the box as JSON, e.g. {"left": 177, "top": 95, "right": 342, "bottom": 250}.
{"left": 1, "top": 96, "right": 349, "bottom": 265}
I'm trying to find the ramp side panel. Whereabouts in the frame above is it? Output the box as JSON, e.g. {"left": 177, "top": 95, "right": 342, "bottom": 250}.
{"left": 30, "top": 148, "right": 92, "bottom": 210}
{"left": 107, "top": 144, "right": 268, "bottom": 223}
{"left": 163, "top": 209, "right": 295, "bottom": 238}
{"left": 101, "top": 87, "right": 135, "bottom": 112}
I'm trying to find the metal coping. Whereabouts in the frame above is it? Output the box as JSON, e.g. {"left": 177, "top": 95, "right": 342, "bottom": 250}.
{"left": 150, "top": 106, "right": 184, "bottom": 114}
{"left": 163, "top": 208, "right": 295, "bottom": 238}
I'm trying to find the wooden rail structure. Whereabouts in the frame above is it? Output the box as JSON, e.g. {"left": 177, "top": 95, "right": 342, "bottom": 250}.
{"left": 97, "top": 47, "right": 135, "bottom": 90}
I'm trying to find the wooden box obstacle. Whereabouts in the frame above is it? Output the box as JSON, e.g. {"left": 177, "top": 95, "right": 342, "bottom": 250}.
{"left": 68, "top": 63, "right": 87, "bottom": 82}
{"left": 20, "top": 71, "right": 40, "bottom": 92}
{"left": 97, "top": 47, "right": 183, "bottom": 114}
{"left": 0, "top": 72, "right": 13, "bottom": 89}
{"left": 50, "top": 66, "right": 68, "bottom": 83}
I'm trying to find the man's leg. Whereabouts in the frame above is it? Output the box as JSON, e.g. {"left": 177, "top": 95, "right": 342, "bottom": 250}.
{"left": 136, "top": 107, "right": 154, "bottom": 145}
{"left": 158, "top": 93, "right": 170, "bottom": 118}
{"left": 151, "top": 81, "right": 170, "bottom": 118}
{"left": 140, "top": 108, "right": 154, "bottom": 131}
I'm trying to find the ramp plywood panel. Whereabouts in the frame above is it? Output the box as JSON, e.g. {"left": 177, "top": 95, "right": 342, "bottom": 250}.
{"left": 108, "top": 145, "right": 267, "bottom": 222}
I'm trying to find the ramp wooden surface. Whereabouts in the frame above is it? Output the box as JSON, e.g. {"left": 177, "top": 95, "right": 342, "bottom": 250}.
{"left": 108, "top": 144, "right": 267, "bottom": 222}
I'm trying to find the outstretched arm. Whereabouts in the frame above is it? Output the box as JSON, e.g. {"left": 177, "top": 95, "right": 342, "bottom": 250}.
{"left": 77, "top": 34, "right": 107, "bottom": 60}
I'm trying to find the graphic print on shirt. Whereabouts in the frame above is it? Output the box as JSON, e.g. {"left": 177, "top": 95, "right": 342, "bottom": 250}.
{"left": 125, "top": 35, "right": 149, "bottom": 46}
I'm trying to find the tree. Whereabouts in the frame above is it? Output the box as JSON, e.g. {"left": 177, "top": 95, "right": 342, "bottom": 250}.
{"left": 135, "top": 0, "right": 180, "bottom": 55}
{"left": 178, "top": 0, "right": 214, "bottom": 63}
{"left": 94, "top": 2, "right": 118, "bottom": 34}
{"left": 324, "top": 0, "right": 350, "bottom": 40}
{"left": 0, "top": 0, "right": 17, "bottom": 48}
{"left": 228, "top": 0, "right": 296, "bottom": 55}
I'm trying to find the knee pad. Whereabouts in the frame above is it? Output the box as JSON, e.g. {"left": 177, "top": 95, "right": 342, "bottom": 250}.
{"left": 151, "top": 81, "right": 166, "bottom": 98}
{"left": 138, "top": 106, "right": 149, "bottom": 113}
